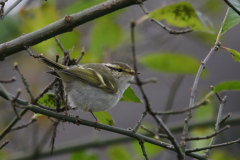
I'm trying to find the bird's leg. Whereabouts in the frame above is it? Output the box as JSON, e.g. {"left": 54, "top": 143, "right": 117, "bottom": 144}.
{"left": 89, "top": 110, "right": 101, "bottom": 131}
{"left": 89, "top": 110, "right": 100, "bottom": 124}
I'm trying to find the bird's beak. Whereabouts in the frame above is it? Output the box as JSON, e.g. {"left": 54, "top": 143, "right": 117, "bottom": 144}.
{"left": 129, "top": 72, "right": 140, "bottom": 76}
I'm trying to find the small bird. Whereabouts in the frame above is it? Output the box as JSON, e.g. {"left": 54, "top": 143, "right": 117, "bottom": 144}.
{"left": 39, "top": 56, "right": 138, "bottom": 123}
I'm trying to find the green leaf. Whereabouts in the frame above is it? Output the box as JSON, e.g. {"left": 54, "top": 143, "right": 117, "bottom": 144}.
{"left": 38, "top": 93, "right": 64, "bottom": 108}
{"left": 132, "top": 140, "right": 163, "bottom": 158}
{"left": 214, "top": 81, "right": 240, "bottom": 93}
{"left": 193, "top": 94, "right": 214, "bottom": 121}
{"left": 107, "top": 145, "right": 132, "bottom": 160}
{"left": 89, "top": 17, "right": 123, "bottom": 62}
{"left": 57, "top": 30, "right": 82, "bottom": 59}
{"left": 119, "top": 87, "right": 142, "bottom": 103}
{"left": 139, "top": 53, "right": 207, "bottom": 76}
{"left": 63, "top": 0, "right": 106, "bottom": 15}
{"left": 190, "top": 127, "right": 213, "bottom": 154}
{"left": 71, "top": 151, "right": 98, "bottom": 160}
{"left": 19, "top": 3, "right": 60, "bottom": 54}
{"left": 221, "top": 46, "right": 240, "bottom": 62}
{"left": 210, "top": 150, "right": 240, "bottom": 160}
{"left": 93, "top": 111, "right": 115, "bottom": 126}
{"left": 221, "top": 0, "right": 240, "bottom": 34}
{"left": 140, "top": 2, "right": 211, "bottom": 32}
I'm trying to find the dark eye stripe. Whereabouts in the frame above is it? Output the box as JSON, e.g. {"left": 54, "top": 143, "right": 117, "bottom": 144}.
{"left": 106, "top": 66, "right": 124, "bottom": 72}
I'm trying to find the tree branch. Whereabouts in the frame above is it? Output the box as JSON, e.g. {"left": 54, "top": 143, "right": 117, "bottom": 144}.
{"left": 204, "top": 96, "right": 227, "bottom": 156}
{"left": 162, "top": 75, "right": 184, "bottom": 122}
{"left": 180, "top": 46, "right": 217, "bottom": 152}
{"left": 185, "top": 138, "right": 240, "bottom": 153}
{"left": 185, "top": 125, "right": 230, "bottom": 141}
{"left": 139, "top": 3, "right": 192, "bottom": 35}
{"left": 223, "top": 0, "right": 240, "bottom": 16}
{"left": 0, "top": 77, "right": 16, "bottom": 83}
{"left": 154, "top": 100, "right": 209, "bottom": 116}
{"left": 0, "top": 0, "right": 145, "bottom": 60}
{"left": 10, "top": 118, "right": 37, "bottom": 131}
{"left": 133, "top": 110, "right": 147, "bottom": 132}
{"left": 0, "top": 88, "right": 207, "bottom": 160}
{"left": 130, "top": 20, "right": 184, "bottom": 160}
{"left": 0, "top": 140, "right": 9, "bottom": 150}
{"left": 10, "top": 114, "right": 240, "bottom": 160}
{"left": 139, "top": 140, "right": 149, "bottom": 160}
{"left": 0, "top": 0, "right": 22, "bottom": 21}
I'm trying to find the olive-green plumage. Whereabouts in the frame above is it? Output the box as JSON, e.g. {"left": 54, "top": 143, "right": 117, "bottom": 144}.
{"left": 39, "top": 56, "right": 118, "bottom": 93}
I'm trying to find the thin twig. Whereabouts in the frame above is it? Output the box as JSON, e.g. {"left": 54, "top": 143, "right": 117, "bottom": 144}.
{"left": 219, "top": 113, "right": 231, "bottom": 125}
{"left": 33, "top": 78, "right": 58, "bottom": 104}
{"left": 151, "top": 19, "right": 192, "bottom": 35}
{"left": 185, "top": 125, "right": 230, "bottom": 141}
{"left": 140, "top": 125, "right": 168, "bottom": 139}
{"left": 54, "top": 36, "right": 65, "bottom": 52}
{"left": 204, "top": 96, "right": 227, "bottom": 156}
{"left": 56, "top": 54, "right": 60, "bottom": 63}
{"left": 224, "top": 0, "right": 240, "bottom": 16}
{"left": 11, "top": 118, "right": 37, "bottom": 131}
{"left": 130, "top": 20, "right": 184, "bottom": 160}
{"left": 0, "top": 0, "right": 22, "bottom": 21}
{"left": 139, "top": 140, "right": 149, "bottom": 160}
{"left": 0, "top": 83, "right": 21, "bottom": 118}
{"left": 24, "top": 46, "right": 40, "bottom": 58}
{"left": 14, "top": 63, "right": 34, "bottom": 102}
{"left": 76, "top": 47, "right": 85, "bottom": 64}
{"left": 0, "top": 77, "right": 16, "bottom": 83}
{"left": 0, "top": 0, "right": 147, "bottom": 60}
{"left": 185, "top": 138, "right": 240, "bottom": 153}
{"left": 11, "top": 89, "right": 21, "bottom": 119}
{"left": 0, "top": 88, "right": 222, "bottom": 160}
{"left": 133, "top": 111, "right": 147, "bottom": 132}
{"left": 0, "top": 108, "right": 28, "bottom": 141}
{"left": 210, "top": 85, "right": 222, "bottom": 102}
{"left": 162, "top": 75, "right": 184, "bottom": 122}
{"left": 180, "top": 46, "right": 217, "bottom": 152}
{"left": 0, "top": 140, "right": 9, "bottom": 150}
{"left": 49, "top": 119, "right": 60, "bottom": 155}
{"left": 139, "top": 3, "right": 192, "bottom": 35}
{"left": 154, "top": 100, "right": 209, "bottom": 115}
{"left": 0, "top": 0, "right": 7, "bottom": 16}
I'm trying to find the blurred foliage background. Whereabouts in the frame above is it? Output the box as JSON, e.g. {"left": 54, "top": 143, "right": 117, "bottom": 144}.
{"left": 0, "top": 0, "right": 240, "bottom": 160}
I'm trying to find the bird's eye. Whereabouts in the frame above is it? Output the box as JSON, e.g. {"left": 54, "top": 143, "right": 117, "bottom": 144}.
{"left": 117, "top": 69, "right": 123, "bottom": 72}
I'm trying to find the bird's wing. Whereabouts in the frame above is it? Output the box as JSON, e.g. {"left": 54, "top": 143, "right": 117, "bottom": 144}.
{"left": 57, "top": 65, "right": 118, "bottom": 93}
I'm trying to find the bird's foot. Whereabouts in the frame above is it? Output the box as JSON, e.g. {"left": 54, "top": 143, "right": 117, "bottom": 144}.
{"left": 94, "top": 120, "right": 101, "bottom": 131}
{"left": 75, "top": 115, "right": 81, "bottom": 126}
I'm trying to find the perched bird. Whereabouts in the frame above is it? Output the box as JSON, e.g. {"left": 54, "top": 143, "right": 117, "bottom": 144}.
{"left": 39, "top": 56, "right": 138, "bottom": 123}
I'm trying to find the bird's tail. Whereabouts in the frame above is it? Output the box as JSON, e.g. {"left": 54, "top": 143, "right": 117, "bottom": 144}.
{"left": 39, "top": 56, "right": 67, "bottom": 70}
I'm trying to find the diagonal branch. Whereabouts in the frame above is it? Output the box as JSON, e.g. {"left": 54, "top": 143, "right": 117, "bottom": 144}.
{"left": 0, "top": 0, "right": 22, "bottom": 21}
{"left": 0, "top": 77, "right": 16, "bottom": 83}
{"left": 223, "top": 0, "right": 240, "bottom": 16}
{"left": 139, "top": 3, "right": 192, "bottom": 35}
{"left": 204, "top": 96, "right": 227, "bottom": 156}
{"left": 130, "top": 20, "right": 184, "bottom": 160}
{"left": 139, "top": 140, "right": 149, "bottom": 160}
{"left": 185, "top": 138, "right": 240, "bottom": 153}
{"left": 185, "top": 125, "right": 230, "bottom": 141}
{"left": 0, "top": 88, "right": 207, "bottom": 160}
{"left": 0, "top": 0, "right": 145, "bottom": 60}
{"left": 0, "top": 140, "right": 9, "bottom": 150}
{"left": 154, "top": 100, "right": 209, "bottom": 116}
{"left": 180, "top": 46, "right": 217, "bottom": 152}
